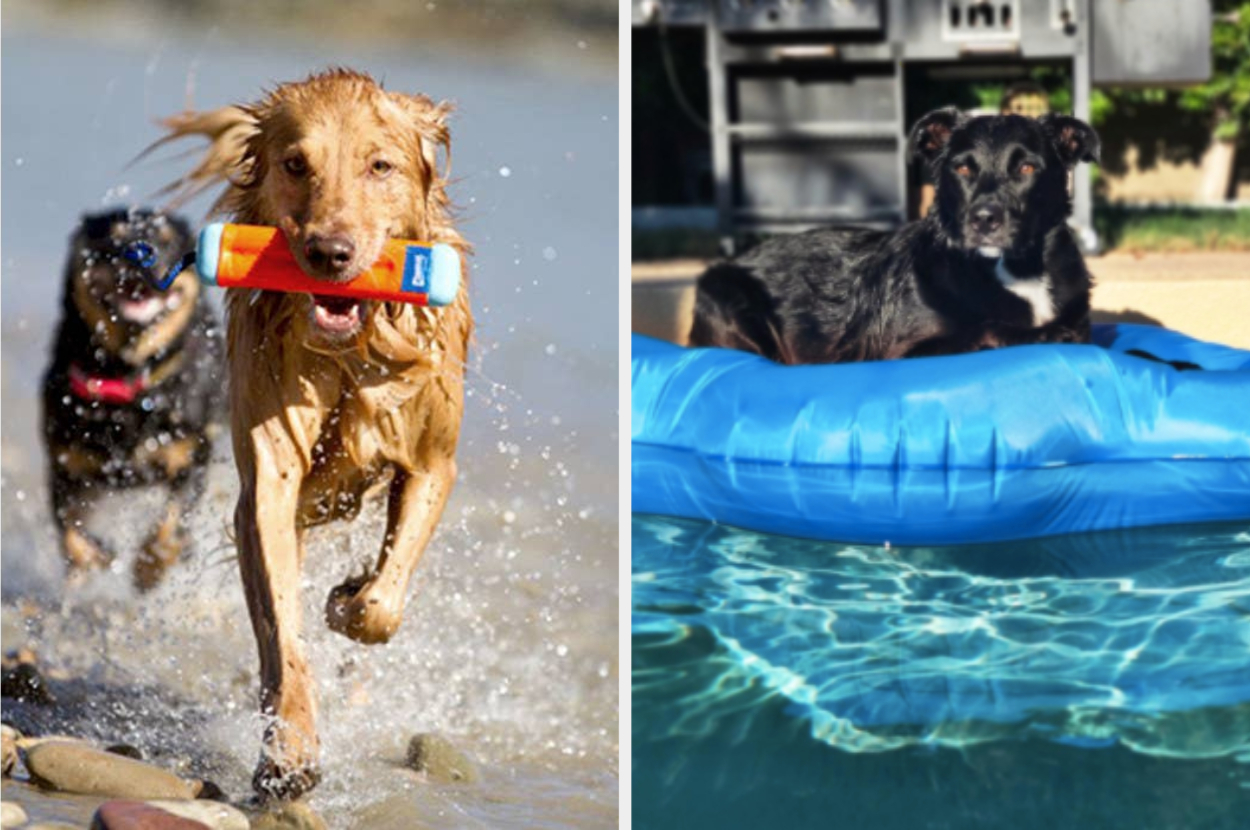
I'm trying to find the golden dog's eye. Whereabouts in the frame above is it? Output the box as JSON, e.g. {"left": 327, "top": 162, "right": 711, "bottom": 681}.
{"left": 1019, "top": 162, "right": 1036, "bottom": 176}
{"left": 371, "top": 159, "right": 394, "bottom": 178}
{"left": 284, "top": 155, "right": 308, "bottom": 177}
{"left": 955, "top": 164, "right": 973, "bottom": 178}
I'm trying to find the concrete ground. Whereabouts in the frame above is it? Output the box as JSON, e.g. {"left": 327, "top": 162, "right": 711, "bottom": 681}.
{"left": 632, "top": 252, "right": 1250, "bottom": 349}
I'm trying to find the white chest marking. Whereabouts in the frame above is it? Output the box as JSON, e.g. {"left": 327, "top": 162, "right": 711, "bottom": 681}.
{"left": 994, "top": 257, "right": 1056, "bottom": 326}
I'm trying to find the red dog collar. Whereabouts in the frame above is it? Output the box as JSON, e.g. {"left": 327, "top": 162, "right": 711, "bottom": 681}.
{"left": 68, "top": 363, "right": 148, "bottom": 405}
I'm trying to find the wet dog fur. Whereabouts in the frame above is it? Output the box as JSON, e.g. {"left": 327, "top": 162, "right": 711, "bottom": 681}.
{"left": 689, "top": 109, "right": 1100, "bottom": 363}
{"left": 153, "top": 68, "right": 472, "bottom": 799}
{"left": 41, "top": 208, "right": 223, "bottom": 591}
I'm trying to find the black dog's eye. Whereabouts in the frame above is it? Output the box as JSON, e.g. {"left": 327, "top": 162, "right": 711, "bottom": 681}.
{"left": 284, "top": 155, "right": 308, "bottom": 177}
{"left": 955, "top": 163, "right": 973, "bottom": 178}
{"left": 371, "top": 159, "right": 394, "bottom": 178}
{"left": 1018, "top": 162, "right": 1037, "bottom": 176}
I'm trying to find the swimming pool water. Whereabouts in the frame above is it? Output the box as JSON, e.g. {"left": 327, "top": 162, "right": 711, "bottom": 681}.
{"left": 632, "top": 515, "right": 1250, "bottom": 829}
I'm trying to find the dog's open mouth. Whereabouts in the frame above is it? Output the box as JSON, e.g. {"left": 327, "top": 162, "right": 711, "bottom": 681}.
{"left": 116, "top": 283, "right": 183, "bottom": 325}
{"left": 310, "top": 294, "right": 364, "bottom": 335}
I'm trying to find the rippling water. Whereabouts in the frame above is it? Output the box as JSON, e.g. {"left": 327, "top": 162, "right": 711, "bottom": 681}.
{"left": 633, "top": 515, "right": 1250, "bottom": 828}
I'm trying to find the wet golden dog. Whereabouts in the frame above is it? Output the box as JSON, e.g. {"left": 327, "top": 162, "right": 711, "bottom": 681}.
{"left": 155, "top": 69, "right": 471, "bottom": 799}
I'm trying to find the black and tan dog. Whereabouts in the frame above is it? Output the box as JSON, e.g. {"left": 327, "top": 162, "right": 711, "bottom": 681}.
{"left": 41, "top": 208, "right": 224, "bottom": 590}
{"left": 690, "top": 109, "right": 1100, "bottom": 363}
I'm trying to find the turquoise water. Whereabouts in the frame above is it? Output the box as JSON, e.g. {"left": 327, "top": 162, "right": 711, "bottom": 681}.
{"left": 633, "top": 515, "right": 1250, "bottom": 828}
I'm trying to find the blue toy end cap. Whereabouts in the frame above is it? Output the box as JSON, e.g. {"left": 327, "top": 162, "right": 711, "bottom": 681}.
{"left": 428, "top": 244, "right": 461, "bottom": 306}
{"left": 197, "top": 223, "right": 225, "bottom": 285}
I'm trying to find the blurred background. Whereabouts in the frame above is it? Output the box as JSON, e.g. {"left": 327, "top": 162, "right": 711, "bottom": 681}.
{"left": 1, "top": 1, "right": 618, "bottom": 827}
{"left": 631, "top": 0, "right": 1250, "bottom": 350}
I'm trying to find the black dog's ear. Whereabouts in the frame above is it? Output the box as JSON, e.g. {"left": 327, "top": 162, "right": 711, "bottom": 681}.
{"left": 1039, "top": 114, "right": 1101, "bottom": 166}
{"left": 907, "top": 108, "right": 965, "bottom": 165}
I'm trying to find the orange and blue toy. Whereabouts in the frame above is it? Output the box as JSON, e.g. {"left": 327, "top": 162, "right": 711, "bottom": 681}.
{"left": 153, "top": 223, "right": 461, "bottom": 306}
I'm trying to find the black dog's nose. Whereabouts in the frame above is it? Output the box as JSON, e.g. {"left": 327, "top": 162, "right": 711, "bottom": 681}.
{"left": 304, "top": 235, "right": 356, "bottom": 277}
{"left": 971, "top": 205, "right": 1004, "bottom": 236}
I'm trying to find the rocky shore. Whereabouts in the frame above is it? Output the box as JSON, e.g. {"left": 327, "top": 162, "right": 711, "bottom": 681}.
{"left": 2, "top": 652, "right": 480, "bottom": 830}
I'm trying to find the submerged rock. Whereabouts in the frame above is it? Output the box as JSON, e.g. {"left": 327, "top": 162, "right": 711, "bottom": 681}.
{"left": 192, "top": 780, "right": 225, "bottom": 802}
{"left": 23, "top": 741, "right": 198, "bottom": 800}
{"left": 0, "top": 802, "right": 28, "bottom": 829}
{"left": 90, "top": 801, "right": 209, "bottom": 829}
{"left": 0, "top": 663, "right": 54, "bottom": 705}
{"left": 404, "top": 733, "right": 479, "bottom": 784}
{"left": 105, "top": 745, "right": 143, "bottom": 761}
{"left": 2, "top": 725, "right": 18, "bottom": 776}
{"left": 248, "top": 802, "right": 328, "bottom": 830}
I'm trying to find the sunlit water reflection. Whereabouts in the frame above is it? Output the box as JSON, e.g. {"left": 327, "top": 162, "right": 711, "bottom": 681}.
{"left": 633, "top": 515, "right": 1250, "bottom": 828}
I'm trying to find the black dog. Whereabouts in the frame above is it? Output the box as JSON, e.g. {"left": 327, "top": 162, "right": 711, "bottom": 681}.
{"left": 41, "top": 208, "right": 224, "bottom": 590}
{"left": 689, "top": 109, "right": 1099, "bottom": 364}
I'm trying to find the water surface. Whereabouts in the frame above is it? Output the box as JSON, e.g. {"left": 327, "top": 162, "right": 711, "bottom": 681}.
{"left": 633, "top": 515, "right": 1250, "bottom": 829}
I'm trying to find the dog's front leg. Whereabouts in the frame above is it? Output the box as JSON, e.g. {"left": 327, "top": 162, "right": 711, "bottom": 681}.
{"left": 51, "top": 482, "right": 113, "bottom": 578}
{"left": 134, "top": 440, "right": 209, "bottom": 592}
{"left": 325, "top": 457, "right": 456, "bottom": 645}
{"left": 235, "top": 424, "right": 321, "bottom": 801}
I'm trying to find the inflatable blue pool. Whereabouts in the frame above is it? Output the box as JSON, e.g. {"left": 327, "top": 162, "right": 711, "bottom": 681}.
{"left": 632, "top": 324, "right": 1250, "bottom": 544}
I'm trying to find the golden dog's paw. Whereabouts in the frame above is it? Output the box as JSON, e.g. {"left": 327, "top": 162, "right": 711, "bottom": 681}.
{"left": 253, "top": 751, "right": 322, "bottom": 802}
{"left": 325, "top": 579, "right": 403, "bottom": 645}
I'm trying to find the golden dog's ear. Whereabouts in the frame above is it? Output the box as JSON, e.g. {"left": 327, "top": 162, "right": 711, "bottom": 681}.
{"left": 135, "top": 105, "right": 260, "bottom": 212}
{"left": 390, "top": 93, "right": 455, "bottom": 183}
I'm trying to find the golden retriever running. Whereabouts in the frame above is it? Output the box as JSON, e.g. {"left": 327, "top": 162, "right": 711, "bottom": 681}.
{"left": 155, "top": 69, "right": 471, "bottom": 799}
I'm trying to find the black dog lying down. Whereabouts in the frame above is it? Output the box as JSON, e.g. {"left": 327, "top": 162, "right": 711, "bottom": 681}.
{"left": 690, "top": 109, "right": 1100, "bottom": 364}
{"left": 41, "top": 208, "right": 224, "bottom": 590}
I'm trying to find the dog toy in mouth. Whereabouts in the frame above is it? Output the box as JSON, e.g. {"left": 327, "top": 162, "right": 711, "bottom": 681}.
{"left": 155, "top": 223, "right": 461, "bottom": 306}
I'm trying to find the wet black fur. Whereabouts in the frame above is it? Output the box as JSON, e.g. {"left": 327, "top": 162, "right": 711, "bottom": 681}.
{"left": 689, "top": 109, "right": 1100, "bottom": 364}
{"left": 41, "top": 208, "right": 225, "bottom": 562}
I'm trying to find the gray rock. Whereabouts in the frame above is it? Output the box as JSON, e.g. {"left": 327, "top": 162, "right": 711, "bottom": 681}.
{"left": 23, "top": 741, "right": 197, "bottom": 800}
{"left": 140, "top": 802, "right": 247, "bottom": 830}
{"left": 2, "top": 725, "right": 18, "bottom": 777}
{"left": 404, "top": 733, "right": 479, "bottom": 784}
{"left": 248, "top": 803, "right": 327, "bottom": 830}
{"left": 27, "top": 823, "right": 84, "bottom": 830}
{"left": 349, "top": 793, "right": 438, "bottom": 830}
{"left": 104, "top": 745, "right": 143, "bottom": 761}
{"left": 0, "top": 801, "right": 28, "bottom": 829}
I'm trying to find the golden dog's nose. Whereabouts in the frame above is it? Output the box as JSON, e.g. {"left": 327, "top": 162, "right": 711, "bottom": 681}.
{"left": 304, "top": 234, "right": 355, "bottom": 278}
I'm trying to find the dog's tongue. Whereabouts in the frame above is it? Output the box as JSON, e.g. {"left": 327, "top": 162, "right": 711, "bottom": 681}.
{"left": 119, "top": 296, "right": 165, "bottom": 324}
{"left": 312, "top": 295, "right": 361, "bottom": 332}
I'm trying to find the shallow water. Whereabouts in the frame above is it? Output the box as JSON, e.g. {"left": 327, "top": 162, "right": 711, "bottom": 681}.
{"left": 1, "top": 11, "right": 618, "bottom": 829}
{"left": 633, "top": 515, "right": 1250, "bottom": 829}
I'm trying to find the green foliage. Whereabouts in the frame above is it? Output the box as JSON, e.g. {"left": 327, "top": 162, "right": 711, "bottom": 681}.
{"left": 1177, "top": 2, "right": 1250, "bottom": 138}
{"left": 1094, "top": 206, "right": 1250, "bottom": 252}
